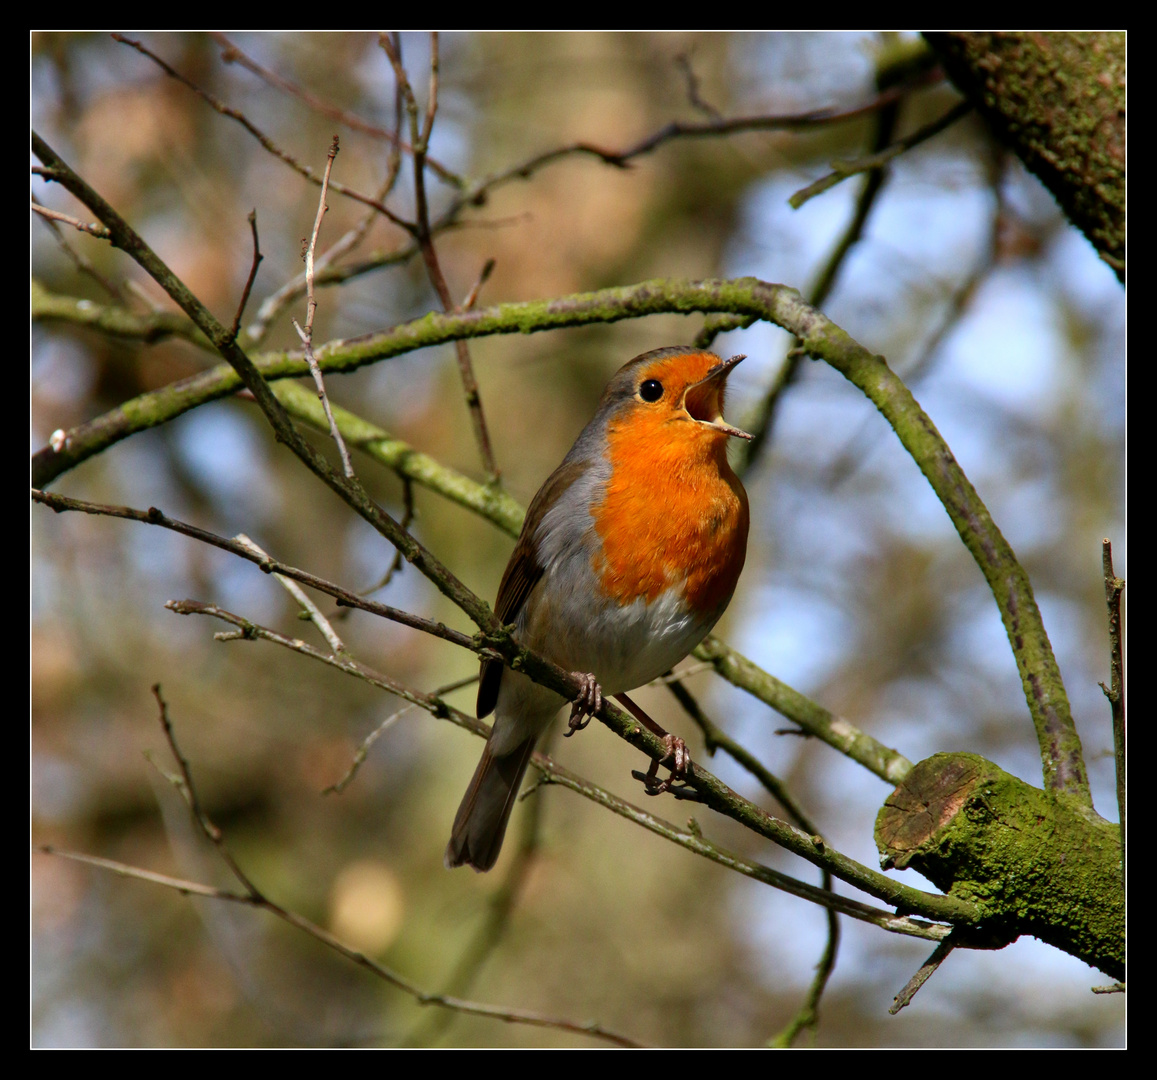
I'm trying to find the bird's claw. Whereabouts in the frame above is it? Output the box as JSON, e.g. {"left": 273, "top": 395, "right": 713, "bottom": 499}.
{"left": 633, "top": 735, "right": 694, "bottom": 796}
{"left": 564, "top": 672, "right": 602, "bottom": 737}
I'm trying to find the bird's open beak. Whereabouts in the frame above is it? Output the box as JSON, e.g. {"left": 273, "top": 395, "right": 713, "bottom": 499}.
{"left": 682, "top": 354, "right": 753, "bottom": 440}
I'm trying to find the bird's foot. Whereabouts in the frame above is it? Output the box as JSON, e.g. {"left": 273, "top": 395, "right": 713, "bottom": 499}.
{"left": 634, "top": 734, "right": 698, "bottom": 797}
{"left": 564, "top": 672, "right": 602, "bottom": 737}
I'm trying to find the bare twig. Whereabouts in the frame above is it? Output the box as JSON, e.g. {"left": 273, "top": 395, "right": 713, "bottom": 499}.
{"left": 30, "top": 200, "right": 111, "bottom": 239}
{"left": 381, "top": 32, "right": 500, "bottom": 484}
{"left": 243, "top": 61, "right": 409, "bottom": 348}
{"left": 235, "top": 533, "right": 345, "bottom": 653}
{"left": 533, "top": 754, "right": 950, "bottom": 940}
{"left": 38, "top": 843, "right": 642, "bottom": 1047}
{"left": 458, "top": 67, "right": 943, "bottom": 205}
{"left": 111, "top": 34, "right": 413, "bottom": 230}
{"left": 1091, "top": 982, "right": 1125, "bottom": 995}
{"left": 363, "top": 475, "right": 414, "bottom": 594}
{"left": 31, "top": 193, "right": 124, "bottom": 299}
{"left": 890, "top": 938, "right": 956, "bottom": 1013}
{"left": 462, "top": 258, "right": 497, "bottom": 311}
{"left": 209, "top": 32, "right": 460, "bottom": 186}
{"left": 294, "top": 136, "right": 355, "bottom": 477}
{"left": 151, "top": 684, "right": 265, "bottom": 897}
{"left": 694, "top": 636, "right": 913, "bottom": 785}
{"left": 739, "top": 79, "right": 903, "bottom": 472}
{"left": 404, "top": 787, "right": 545, "bottom": 1047}
{"left": 675, "top": 52, "right": 722, "bottom": 121}
{"left": 666, "top": 678, "right": 840, "bottom": 1046}
{"left": 325, "top": 674, "right": 478, "bottom": 795}
{"left": 168, "top": 600, "right": 477, "bottom": 739}
{"left": 228, "top": 210, "right": 263, "bottom": 340}
{"left": 32, "top": 488, "right": 478, "bottom": 652}
{"left": 36, "top": 698, "right": 643, "bottom": 1050}
{"left": 789, "top": 100, "right": 973, "bottom": 208}
{"left": 1100, "top": 538, "right": 1125, "bottom": 849}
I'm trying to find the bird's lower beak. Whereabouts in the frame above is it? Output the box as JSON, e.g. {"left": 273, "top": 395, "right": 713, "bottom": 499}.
{"left": 682, "top": 354, "right": 753, "bottom": 440}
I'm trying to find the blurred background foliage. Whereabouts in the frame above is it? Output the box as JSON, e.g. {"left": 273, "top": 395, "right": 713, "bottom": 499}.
{"left": 32, "top": 32, "right": 1124, "bottom": 1047}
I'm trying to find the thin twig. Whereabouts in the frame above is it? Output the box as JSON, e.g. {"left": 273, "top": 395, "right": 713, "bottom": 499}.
{"left": 889, "top": 938, "right": 956, "bottom": 1013}
{"left": 404, "top": 765, "right": 544, "bottom": 1047}
{"left": 294, "top": 136, "right": 355, "bottom": 477}
{"left": 112, "top": 34, "right": 413, "bottom": 230}
{"left": 243, "top": 64, "right": 409, "bottom": 348}
{"left": 789, "top": 100, "right": 973, "bottom": 208}
{"left": 363, "top": 475, "right": 413, "bottom": 594}
{"left": 462, "top": 258, "right": 497, "bottom": 311}
{"left": 1100, "top": 538, "right": 1125, "bottom": 850}
{"left": 169, "top": 599, "right": 477, "bottom": 735}
{"left": 325, "top": 674, "right": 478, "bottom": 794}
{"left": 30, "top": 200, "right": 111, "bottom": 239}
{"left": 151, "top": 684, "right": 265, "bottom": 898}
{"left": 32, "top": 488, "right": 478, "bottom": 651}
{"left": 39, "top": 845, "right": 642, "bottom": 1047}
{"left": 31, "top": 193, "right": 125, "bottom": 299}
{"left": 36, "top": 702, "right": 642, "bottom": 1053}
{"left": 209, "top": 32, "right": 460, "bottom": 186}
{"left": 739, "top": 80, "right": 902, "bottom": 473}
{"left": 38, "top": 845, "right": 250, "bottom": 900}
{"left": 665, "top": 678, "right": 840, "bottom": 1046}
{"left": 694, "top": 636, "right": 913, "bottom": 785}
{"left": 457, "top": 67, "right": 943, "bottom": 207}
{"left": 665, "top": 678, "right": 817, "bottom": 828}
{"left": 235, "top": 533, "right": 345, "bottom": 653}
{"left": 675, "top": 52, "right": 723, "bottom": 121}
{"left": 381, "top": 33, "right": 500, "bottom": 484}
{"left": 533, "top": 755, "right": 950, "bottom": 940}
{"left": 228, "top": 210, "right": 263, "bottom": 340}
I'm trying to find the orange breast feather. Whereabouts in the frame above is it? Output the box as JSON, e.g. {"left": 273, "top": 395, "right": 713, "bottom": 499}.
{"left": 592, "top": 408, "right": 749, "bottom": 620}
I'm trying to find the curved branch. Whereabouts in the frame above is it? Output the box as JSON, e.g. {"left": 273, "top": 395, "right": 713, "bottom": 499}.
{"left": 32, "top": 269, "right": 1085, "bottom": 803}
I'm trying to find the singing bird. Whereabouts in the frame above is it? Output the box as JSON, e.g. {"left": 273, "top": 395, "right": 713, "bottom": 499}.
{"left": 446, "top": 347, "right": 751, "bottom": 871}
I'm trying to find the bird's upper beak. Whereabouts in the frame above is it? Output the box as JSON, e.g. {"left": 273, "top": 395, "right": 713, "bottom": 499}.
{"left": 682, "top": 354, "right": 753, "bottom": 440}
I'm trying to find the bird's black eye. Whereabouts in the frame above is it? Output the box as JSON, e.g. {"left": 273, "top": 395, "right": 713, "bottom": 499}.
{"left": 639, "top": 379, "right": 663, "bottom": 402}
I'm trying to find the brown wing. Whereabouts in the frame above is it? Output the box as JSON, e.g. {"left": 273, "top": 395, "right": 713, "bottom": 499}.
{"left": 477, "top": 457, "right": 591, "bottom": 718}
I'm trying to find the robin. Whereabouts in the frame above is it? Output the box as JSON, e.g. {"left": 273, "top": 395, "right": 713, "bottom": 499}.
{"left": 446, "top": 347, "right": 751, "bottom": 871}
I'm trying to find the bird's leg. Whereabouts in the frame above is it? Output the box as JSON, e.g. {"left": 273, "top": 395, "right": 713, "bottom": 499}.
{"left": 564, "top": 672, "right": 602, "bottom": 737}
{"left": 615, "top": 692, "right": 692, "bottom": 795}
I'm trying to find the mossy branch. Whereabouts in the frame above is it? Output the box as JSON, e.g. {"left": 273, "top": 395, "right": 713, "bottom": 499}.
{"left": 33, "top": 271, "right": 1085, "bottom": 803}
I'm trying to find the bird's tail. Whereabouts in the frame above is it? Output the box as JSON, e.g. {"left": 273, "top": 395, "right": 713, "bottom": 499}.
{"left": 444, "top": 736, "right": 537, "bottom": 872}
